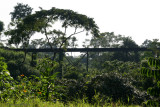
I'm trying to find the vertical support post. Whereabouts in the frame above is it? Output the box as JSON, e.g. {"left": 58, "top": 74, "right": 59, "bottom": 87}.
{"left": 86, "top": 51, "right": 89, "bottom": 72}
{"left": 31, "top": 52, "right": 34, "bottom": 62}
{"left": 134, "top": 51, "right": 137, "bottom": 62}
{"left": 59, "top": 50, "right": 64, "bottom": 79}
{"left": 125, "top": 51, "right": 128, "bottom": 61}
{"left": 31, "top": 52, "right": 37, "bottom": 67}
{"left": 151, "top": 50, "right": 155, "bottom": 58}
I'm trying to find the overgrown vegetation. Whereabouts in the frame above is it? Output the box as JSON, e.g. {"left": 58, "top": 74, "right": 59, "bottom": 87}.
{"left": 0, "top": 3, "right": 160, "bottom": 107}
{"left": 0, "top": 48, "right": 156, "bottom": 106}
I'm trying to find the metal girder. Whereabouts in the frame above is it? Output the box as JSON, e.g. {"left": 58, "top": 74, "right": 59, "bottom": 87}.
{"left": 6, "top": 48, "right": 158, "bottom": 52}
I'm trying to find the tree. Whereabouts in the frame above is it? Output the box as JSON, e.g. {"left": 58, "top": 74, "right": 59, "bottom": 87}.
{"left": 5, "top": 7, "right": 100, "bottom": 79}
{"left": 140, "top": 39, "right": 160, "bottom": 59}
{"left": 141, "top": 39, "right": 152, "bottom": 48}
{"left": 6, "top": 7, "right": 99, "bottom": 100}
{"left": 0, "top": 21, "right": 4, "bottom": 33}
{"left": 6, "top": 7, "right": 99, "bottom": 58}
{"left": 88, "top": 33, "right": 140, "bottom": 70}
{"left": 89, "top": 32, "right": 124, "bottom": 48}
{"left": 70, "top": 36, "right": 78, "bottom": 48}
{"left": 0, "top": 21, "right": 4, "bottom": 47}
{"left": 113, "top": 37, "right": 140, "bottom": 62}
{"left": 6, "top": 3, "right": 33, "bottom": 48}
{"left": 141, "top": 57, "right": 160, "bottom": 106}
{"left": 27, "top": 38, "right": 45, "bottom": 49}
{"left": 88, "top": 33, "right": 140, "bottom": 71}
{"left": 10, "top": 3, "right": 33, "bottom": 22}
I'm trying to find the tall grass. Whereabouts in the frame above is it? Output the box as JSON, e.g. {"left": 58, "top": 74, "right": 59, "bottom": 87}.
{"left": 0, "top": 98, "right": 141, "bottom": 107}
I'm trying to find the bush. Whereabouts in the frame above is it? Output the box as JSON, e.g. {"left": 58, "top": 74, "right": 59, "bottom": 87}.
{"left": 0, "top": 48, "right": 40, "bottom": 79}
{"left": 0, "top": 57, "right": 14, "bottom": 102}
{"left": 63, "top": 67, "right": 83, "bottom": 80}
{"left": 102, "top": 60, "right": 139, "bottom": 73}
{"left": 54, "top": 78, "right": 86, "bottom": 102}
{"left": 86, "top": 72, "right": 151, "bottom": 104}
{"left": 86, "top": 72, "right": 133, "bottom": 103}
{"left": 141, "top": 57, "right": 160, "bottom": 106}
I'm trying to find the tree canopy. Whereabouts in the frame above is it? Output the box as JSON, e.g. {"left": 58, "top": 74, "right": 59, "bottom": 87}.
{"left": 0, "top": 21, "right": 4, "bottom": 33}
{"left": 10, "top": 3, "right": 33, "bottom": 22}
{"left": 6, "top": 7, "right": 99, "bottom": 49}
{"left": 89, "top": 32, "right": 124, "bottom": 48}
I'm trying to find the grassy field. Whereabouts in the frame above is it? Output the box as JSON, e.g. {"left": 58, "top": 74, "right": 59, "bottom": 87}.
{"left": 0, "top": 98, "right": 141, "bottom": 107}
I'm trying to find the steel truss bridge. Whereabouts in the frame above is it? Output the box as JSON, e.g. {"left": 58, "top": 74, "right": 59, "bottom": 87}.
{"left": 4, "top": 47, "right": 159, "bottom": 78}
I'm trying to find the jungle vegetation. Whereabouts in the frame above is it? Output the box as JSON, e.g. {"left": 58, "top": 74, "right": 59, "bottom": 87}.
{"left": 0, "top": 3, "right": 160, "bottom": 107}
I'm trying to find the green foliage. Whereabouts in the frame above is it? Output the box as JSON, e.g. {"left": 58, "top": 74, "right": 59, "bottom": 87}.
{"left": 141, "top": 57, "right": 160, "bottom": 105}
{"left": 24, "top": 7, "right": 99, "bottom": 35}
{"left": 89, "top": 52, "right": 114, "bottom": 70}
{"left": 30, "top": 53, "right": 37, "bottom": 67}
{"left": 144, "top": 100, "right": 159, "bottom": 107}
{"left": 90, "top": 32, "right": 123, "bottom": 48}
{"left": 141, "top": 58, "right": 160, "bottom": 79}
{"left": 10, "top": 3, "right": 33, "bottom": 22}
{"left": 54, "top": 72, "right": 149, "bottom": 105}
{"left": 0, "top": 57, "right": 7, "bottom": 72}
{"left": 0, "top": 57, "right": 14, "bottom": 102}
{"left": 0, "top": 48, "right": 26, "bottom": 62}
{"left": 6, "top": 7, "right": 99, "bottom": 50}
{"left": 0, "top": 97, "right": 141, "bottom": 107}
{"left": 7, "top": 3, "right": 33, "bottom": 48}
{"left": 28, "top": 38, "right": 46, "bottom": 49}
{"left": 37, "top": 58, "right": 59, "bottom": 101}
{"left": 0, "top": 48, "right": 40, "bottom": 79}
{"left": 86, "top": 72, "right": 135, "bottom": 104}
{"left": 63, "top": 70, "right": 82, "bottom": 80}
{"left": 54, "top": 78, "right": 87, "bottom": 102}
{"left": 9, "top": 76, "right": 33, "bottom": 103}
{"left": 141, "top": 39, "right": 160, "bottom": 59}
{"left": 0, "top": 58, "right": 59, "bottom": 102}
{"left": 37, "top": 58, "right": 59, "bottom": 77}
{"left": 102, "top": 60, "right": 138, "bottom": 73}
{"left": 89, "top": 35, "right": 140, "bottom": 69}
{"left": 63, "top": 66, "right": 83, "bottom": 80}
{"left": 113, "top": 37, "right": 140, "bottom": 62}
{"left": 0, "top": 21, "right": 4, "bottom": 33}
{"left": 0, "top": 53, "right": 152, "bottom": 106}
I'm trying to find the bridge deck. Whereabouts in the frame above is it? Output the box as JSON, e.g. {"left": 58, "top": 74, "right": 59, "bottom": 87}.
{"left": 5, "top": 48, "right": 157, "bottom": 52}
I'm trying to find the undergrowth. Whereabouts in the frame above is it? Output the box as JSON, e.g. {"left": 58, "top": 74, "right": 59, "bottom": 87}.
{"left": 0, "top": 98, "right": 141, "bottom": 107}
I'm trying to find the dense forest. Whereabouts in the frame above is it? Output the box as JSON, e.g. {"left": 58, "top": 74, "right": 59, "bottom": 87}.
{"left": 0, "top": 3, "right": 160, "bottom": 107}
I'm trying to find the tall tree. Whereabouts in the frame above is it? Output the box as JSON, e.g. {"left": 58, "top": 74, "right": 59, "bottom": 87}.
{"left": 141, "top": 39, "right": 160, "bottom": 58}
{"left": 113, "top": 37, "right": 140, "bottom": 62}
{"left": 5, "top": 7, "right": 100, "bottom": 97}
{"left": 0, "top": 21, "right": 4, "bottom": 45}
{"left": 0, "top": 21, "right": 4, "bottom": 33}
{"left": 141, "top": 39, "right": 152, "bottom": 48}
{"left": 6, "top": 7, "right": 99, "bottom": 59}
{"left": 10, "top": 3, "right": 33, "bottom": 22}
{"left": 6, "top": 3, "right": 33, "bottom": 48}
{"left": 89, "top": 32, "right": 124, "bottom": 48}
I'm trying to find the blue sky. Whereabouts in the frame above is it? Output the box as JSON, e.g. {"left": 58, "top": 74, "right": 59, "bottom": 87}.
{"left": 1, "top": 0, "right": 160, "bottom": 45}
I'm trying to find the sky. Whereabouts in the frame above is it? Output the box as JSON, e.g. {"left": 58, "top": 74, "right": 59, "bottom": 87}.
{"left": 1, "top": 0, "right": 160, "bottom": 46}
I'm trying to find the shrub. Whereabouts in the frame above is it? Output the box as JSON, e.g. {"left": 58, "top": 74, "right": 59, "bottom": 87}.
{"left": 102, "top": 60, "right": 139, "bottom": 73}
{"left": 86, "top": 72, "right": 150, "bottom": 104}
{"left": 0, "top": 48, "right": 39, "bottom": 79}
{"left": 141, "top": 57, "right": 160, "bottom": 106}
{"left": 86, "top": 72, "right": 133, "bottom": 103}
{"left": 63, "top": 67, "right": 83, "bottom": 80}
{"left": 54, "top": 78, "right": 87, "bottom": 102}
{"left": 0, "top": 57, "right": 14, "bottom": 102}
{"left": 37, "top": 58, "right": 59, "bottom": 101}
